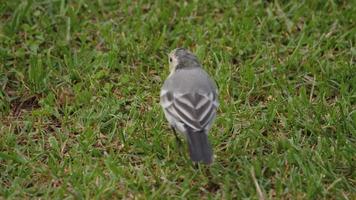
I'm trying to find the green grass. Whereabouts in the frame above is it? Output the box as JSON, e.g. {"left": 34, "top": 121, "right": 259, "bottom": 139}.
{"left": 0, "top": 0, "right": 355, "bottom": 199}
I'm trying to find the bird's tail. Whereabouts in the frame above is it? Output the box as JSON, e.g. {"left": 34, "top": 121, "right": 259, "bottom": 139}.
{"left": 186, "top": 129, "right": 213, "bottom": 164}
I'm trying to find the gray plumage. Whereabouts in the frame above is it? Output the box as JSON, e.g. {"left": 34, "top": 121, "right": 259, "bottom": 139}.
{"left": 160, "top": 48, "right": 219, "bottom": 164}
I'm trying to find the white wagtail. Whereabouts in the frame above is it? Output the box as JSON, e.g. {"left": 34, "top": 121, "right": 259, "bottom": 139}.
{"left": 160, "top": 48, "right": 219, "bottom": 164}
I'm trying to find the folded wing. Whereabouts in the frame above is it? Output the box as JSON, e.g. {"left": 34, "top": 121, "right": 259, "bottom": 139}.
{"left": 160, "top": 90, "right": 218, "bottom": 131}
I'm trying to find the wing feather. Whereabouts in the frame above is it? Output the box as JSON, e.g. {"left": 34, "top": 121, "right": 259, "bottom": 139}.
{"left": 161, "top": 91, "right": 218, "bottom": 131}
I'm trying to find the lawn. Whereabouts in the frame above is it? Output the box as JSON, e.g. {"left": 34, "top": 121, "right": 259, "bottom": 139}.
{"left": 0, "top": 0, "right": 355, "bottom": 199}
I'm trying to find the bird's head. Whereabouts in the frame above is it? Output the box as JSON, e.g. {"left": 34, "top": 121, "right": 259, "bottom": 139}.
{"left": 168, "top": 48, "right": 201, "bottom": 74}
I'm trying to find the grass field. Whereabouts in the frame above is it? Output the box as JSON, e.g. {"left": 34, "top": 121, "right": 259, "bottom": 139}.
{"left": 1, "top": 0, "right": 355, "bottom": 199}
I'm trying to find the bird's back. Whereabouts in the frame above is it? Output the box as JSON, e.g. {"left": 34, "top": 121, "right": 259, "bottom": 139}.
{"left": 162, "top": 68, "right": 218, "bottom": 94}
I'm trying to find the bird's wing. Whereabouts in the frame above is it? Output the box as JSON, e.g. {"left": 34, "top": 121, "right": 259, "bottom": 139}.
{"left": 160, "top": 90, "right": 218, "bottom": 131}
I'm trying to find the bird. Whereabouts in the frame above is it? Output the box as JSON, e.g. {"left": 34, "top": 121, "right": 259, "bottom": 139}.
{"left": 160, "top": 48, "right": 219, "bottom": 164}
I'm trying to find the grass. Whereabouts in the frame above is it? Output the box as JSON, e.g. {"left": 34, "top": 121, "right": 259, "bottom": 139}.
{"left": 0, "top": 0, "right": 355, "bottom": 199}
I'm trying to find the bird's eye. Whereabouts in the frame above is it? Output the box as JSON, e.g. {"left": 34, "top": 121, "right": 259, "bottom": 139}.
{"left": 169, "top": 57, "right": 172, "bottom": 62}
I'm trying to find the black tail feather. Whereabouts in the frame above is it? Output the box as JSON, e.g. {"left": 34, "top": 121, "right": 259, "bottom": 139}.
{"left": 186, "top": 130, "right": 213, "bottom": 164}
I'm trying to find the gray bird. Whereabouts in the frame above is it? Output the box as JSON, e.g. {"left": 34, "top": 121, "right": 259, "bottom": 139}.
{"left": 160, "top": 48, "right": 219, "bottom": 164}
